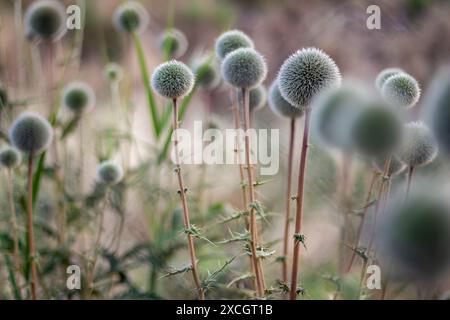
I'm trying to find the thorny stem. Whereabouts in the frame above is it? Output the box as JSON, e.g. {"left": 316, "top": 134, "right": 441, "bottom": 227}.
{"left": 7, "top": 169, "right": 20, "bottom": 271}
{"left": 231, "top": 90, "right": 257, "bottom": 293}
{"left": 339, "top": 153, "right": 352, "bottom": 275}
{"left": 289, "top": 107, "right": 311, "bottom": 300}
{"left": 27, "top": 153, "right": 38, "bottom": 300}
{"left": 282, "top": 118, "right": 296, "bottom": 288}
{"left": 242, "top": 88, "right": 265, "bottom": 297}
{"left": 172, "top": 98, "right": 205, "bottom": 300}
{"left": 346, "top": 171, "right": 378, "bottom": 273}
{"left": 405, "top": 166, "right": 415, "bottom": 202}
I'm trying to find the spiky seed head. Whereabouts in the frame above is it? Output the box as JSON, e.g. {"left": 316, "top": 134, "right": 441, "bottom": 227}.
{"left": 113, "top": 1, "right": 149, "bottom": 34}
{"left": 96, "top": 161, "right": 124, "bottom": 186}
{"left": 221, "top": 48, "right": 267, "bottom": 89}
{"left": 0, "top": 83, "right": 8, "bottom": 110}
{"left": 0, "top": 146, "right": 22, "bottom": 169}
{"left": 237, "top": 85, "right": 267, "bottom": 112}
{"left": 158, "top": 29, "right": 188, "bottom": 59}
{"left": 215, "top": 30, "right": 254, "bottom": 60}
{"left": 351, "top": 102, "right": 402, "bottom": 156}
{"left": 399, "top": 121, "right": 439, "bottom": 168}
{"left": 277, "top": 48, "right": 341, "bottom": 108}
{"left": 151, "top": 60, "right": 195, "bottom": 99}
{"left": 192, "top": 57, "right": 220, "bottom": 90}
{"left": 380, "top": 192, "right": 450, "bottom": 278}
{"left": 24, "top": 0, "right": 66, "bottom": 42}
{"left": 9, "top": 112, "right": 53, "bottom": 154}
{"left": 104, "top": 63, "right": 124, "bottom": 82}
{"left": 62, "top": 81, "right": 96, "bottom": 115}
{"left": 312, "top": 85, "right": 367, "bottom": 151}
{"left": 375, "top": 68, "right": 404, "bottom": 91}
{"left": 268, "top": 80, "right": 304, "bottom": 119}
{"left": 372, "top": 155, "right": 406, "bottom": 177}
{"left": 381, "top": 73, "right": 421, "bottom": 109}
{"left": 423, "top": 67, "right": 450, "bottom": 154}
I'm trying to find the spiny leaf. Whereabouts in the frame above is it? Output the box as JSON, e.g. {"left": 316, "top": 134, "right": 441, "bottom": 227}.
{"left": 294, "top": 233, "right": 307, "bottom": 249}
{"left": 218, "top": 230, "right": 250, "bottom": 244}
{"left": 160, "top": 264, "right": 192, "bottom": 278}
{"left": 183, "top": 225, "right": 215, "bottom": 245}
{"left": 219, "top": 210, "right": 249, "bottom": 224}
{"left": 226, "top": 273, "right": 253, "bottom": 288}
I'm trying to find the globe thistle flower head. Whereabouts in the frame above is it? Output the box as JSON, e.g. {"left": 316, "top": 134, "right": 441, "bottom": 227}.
{"left": 113, "top": 1, "right": 149, "bottom": 34}
{"left": 381, "top": 73, "right": 421, "bottom": 109}
{"left": 238, "top": 85, "right": 267, "bottom": 112}
{"left": 158, "top": 29, "right": 188, "bottom": 59}
{"left": 278, "top": 48, "right": 341, "bottom": 108}
{"left": 151, "top": 60, "right": 195, "bottom": 99}
{"left": 62, "top": 81, "right": 96, "bottom": 115}
{"left": 380, "top": 192, "right": 450, "bottom": 279}
{"left": 0, "top": 83, "right": 8, "bottom": 110}
{"left": 312, "top": 84, "right": 367, "bottom": 151}
{"left": 96, "top": 161, "right": 124, "bottom": 186}
{"left": 191, "top": 56, "right": 220, "bottom": 90}
{"left": 104, "top": 63, "right": 124, "bottom": 83}
{"left": 350, "top": 102, "right": 402, "bottom": 156}
{"left": 399, "top": 121, "right": 439, "bottom": 168}
{"left": 215, "top": 30, "right": 254, "bottom": 60}
{"left": 9, "top": 112, "right": 53, "bottom": 155}
{"left": 268, "top": 80, "right": 304, "bottom": 119}
{"left": 372, "top": 155, "right": 406, "bottom": 177}
{"left": 423, "top": 67, "right": 450, "bottom": 154}
{"left": 0, "top": 146, "right": 22, "bottom": 169}
{"left": 24, "top": 0, "right": 66, "bottom": 42}
{"left": 221, "top": 48, "right": 267, "bottom": 89}
{"left": 375, "top": 68, "right": 404, "bottom": 91}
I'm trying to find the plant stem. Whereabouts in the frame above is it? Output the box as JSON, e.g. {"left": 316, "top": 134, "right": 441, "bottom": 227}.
{"left": 27, "top": 153, "right": 37, "bottom": 300}
{"left": 7, "top": 169, "right": 20, "bottom": 271}
{"left": 346, "top": 171, "right": 378, "bottom": 273}
{"left": 172, "top": 98, "right": 205, "bottom": 300}
{"left": 405, "top": 166, "right": 415, "bottom": 202}
{"left": 282, "top": 118, "right": 296, "bottom": 287}
{"left": 289, "top": 107, "right": 311, "bottom": 300}
{"left": 242, "top": 88, "right": 265, "bottom": 297}
{"left": 339, "top": 152, "right": 352, "bottom": 274}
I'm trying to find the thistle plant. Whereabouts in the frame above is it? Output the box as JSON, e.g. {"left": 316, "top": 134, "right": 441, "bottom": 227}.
{"left": 104, "top": 63, "right": 124, "bottom": 83}
{"left": 158, "top": 28, "right": 188, "bottom": 59}
{"left": 375, "top": 68, "right": 404, "bottom": 91}
{"left": 268, "top": 80, "right": 304, "bottom": 288}
{"left": 221, "top": 47, "right": 267, "bottom": 296}
{"left": 381, "top": 73, "right": 421, "bottom": 109}
{"left": 215, "top": 30, "right": 254, "bottom": 60}
{"left": 399, "top": 121, "right": 439, "bottom": 199}
{"left": 9, "top": 112, "right": 53, "bottom": 300}
{"left": 24, "top": 0, "right": 67, "bottom": 43}
{"left": 113, "top": 1, "right": 149, "bottom": 35}
{"left": 0, "top": 146, "right": 22, "bottom": 271}
{"left": 192, "top": 56, "right": 220, "bottom": 90}
{"left": 151, "top": 60, "right": 205, "bottom": 300}
{"left": 277, "top": 47, "right": 341, "bottom": 299}
{"left": 62, "top": 81, "right": 96, "bottom": 116}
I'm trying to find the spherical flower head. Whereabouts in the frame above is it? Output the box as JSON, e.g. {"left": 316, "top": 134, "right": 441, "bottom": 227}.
{"left": 423, "top": 67, "right": 450, "bottom": 154}
{"left": 375, "top": 68, "right": 404, "bottom": 91}
{"left": 113, "top": 1, "right": 149, "bottom": 34}
{"left": 0, "top": 146, "right": 22, "bottom": 169}
{"left": 221, "top": 48, "right": 267, "bottom": 89}
{"left": 192, "top": 57, "right": 220, "bottom": 90}
{"left": 96, "top": 161, "right": 124, "bottom": 186}
{"left": 62, "top": 81, "right": 96, "bottom": 115}
{"left": 351, "top": 103, "right": 402, "bottom": 156}
{"left": 278, "top": 48, "right": 341, "bottom": 108}
{"left": 24, "top": 0, "right": 66, "bottom": 42}
{"left": 158, "top": 29, "right": 188, "bottom": 59}
{"left": 215, "top": 30, "right": 254, "bottom": 60}
{"left": 381, "top": 73, "right": 421, "bottom": 109}
{"left": 104, "top": 63, "right": 124, "bottom": 82}
{"left": 312, "top": 85, "right": 367, "bottom": 151}
{"left": 9, "top": 112, "right": 53, "bottom": 155}
{"left": 381, "top": 193, "right": 450, "bottom": 278}
{"left": 399, "top": 121, "right": 439, "bottom": 168}
{"left": 151, "top": 60, "right": 195, "bottom": 99}
{"left": 238, "top": 85, "right": 267, "bottom": 112}
{"left": 0, "top": 83, "right": 8, "bottom": 110}
{"left": 268, "top": 80, "right": 304, "bottom": 119}
{"left": 372, "top": 155, "right": 406, "bottom": 177}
